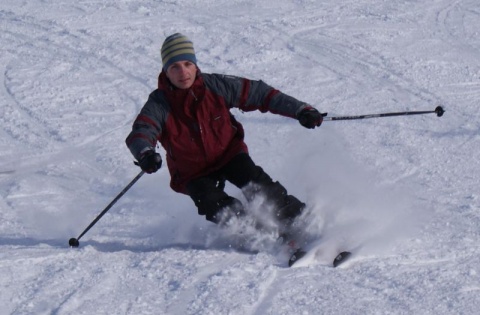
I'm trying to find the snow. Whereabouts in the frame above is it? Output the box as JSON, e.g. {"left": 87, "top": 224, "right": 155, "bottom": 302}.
{"left": 1, "top": 0, "right": 479, "bottom": 314}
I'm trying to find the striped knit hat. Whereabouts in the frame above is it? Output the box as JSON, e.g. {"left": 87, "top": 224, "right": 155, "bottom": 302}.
{"left": 161, "top": 33, "right": 197, "bottom": 71}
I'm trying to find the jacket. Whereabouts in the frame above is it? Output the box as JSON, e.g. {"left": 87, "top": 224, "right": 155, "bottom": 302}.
{"left": 126, "top": 70, "right": 309, "bottom": 194}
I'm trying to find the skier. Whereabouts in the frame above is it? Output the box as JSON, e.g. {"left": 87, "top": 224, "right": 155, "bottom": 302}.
{"left": 126, "top": 33, "right": 324, "bottom": 236}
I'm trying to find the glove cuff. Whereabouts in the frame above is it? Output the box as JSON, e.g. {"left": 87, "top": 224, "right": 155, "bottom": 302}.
{"left": 138, "top": 147, "right": 155, "bottom": 159}
{"left": 295, "top": 104, "right": 313, "bottom": 118}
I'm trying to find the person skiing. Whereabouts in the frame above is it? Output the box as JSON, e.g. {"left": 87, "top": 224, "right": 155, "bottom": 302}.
{"left": 126, "top": 33, "right": 324, "bottom": 236}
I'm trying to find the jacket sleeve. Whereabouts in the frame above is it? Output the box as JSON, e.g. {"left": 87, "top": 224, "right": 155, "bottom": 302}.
{"left": 125, "top": 90, "right": 168, "bottom": 160}
{"left": 208, "top": 73, "right": 310, "bottom": 118}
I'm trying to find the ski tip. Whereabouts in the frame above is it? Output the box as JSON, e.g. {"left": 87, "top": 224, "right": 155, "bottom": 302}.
{"left": 288, "top": 248, "right": 307, "bottom": 267}
{"left": 333, "top": 251, "right": 351, "bottom": 268}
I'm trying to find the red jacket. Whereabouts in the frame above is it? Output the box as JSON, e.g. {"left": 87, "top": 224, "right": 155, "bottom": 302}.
{"left": 126, "top": 70, "right": 309, "bottom": 194}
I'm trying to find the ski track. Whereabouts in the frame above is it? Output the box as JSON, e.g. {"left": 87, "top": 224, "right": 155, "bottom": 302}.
{"left": 1, "top": 0, "right": 480, "bottom": 314}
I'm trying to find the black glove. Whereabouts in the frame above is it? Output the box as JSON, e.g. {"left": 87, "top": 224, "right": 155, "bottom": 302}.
{"left": 138, "top": 150, "right": 162, "bottom": 174}
{"left": 298, "top": 107, "right": 324, "bottom": 129}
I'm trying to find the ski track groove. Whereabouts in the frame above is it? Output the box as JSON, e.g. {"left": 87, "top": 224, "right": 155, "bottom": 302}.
{"left": 248, "top": 267, "right": 281, "bottom": 315}
{"left": 291, "top": 26, "right": 441, "bottom": 107}
{"left": 165, "top": 255, "right": 235, "bottom": 315}
{"left": 1, "top": 10, "right": 148, "bottom": 151}
{"left": 1, "top": 10, "right": 154, "bottom": 182}
{"left": 435, "top": 0, "right": 479, "bottom": 57}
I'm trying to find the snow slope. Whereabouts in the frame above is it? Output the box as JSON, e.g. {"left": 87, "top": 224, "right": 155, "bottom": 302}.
{"left": 1, "top": 0, "right": 479, "bottom": 314}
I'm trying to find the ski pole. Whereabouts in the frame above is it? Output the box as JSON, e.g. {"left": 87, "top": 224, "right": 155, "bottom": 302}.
{"left": 322, "top": 105, "right": 444, "bottom": 121}
{"left": 68, "top": 170, "right": 145, "bottom": 248}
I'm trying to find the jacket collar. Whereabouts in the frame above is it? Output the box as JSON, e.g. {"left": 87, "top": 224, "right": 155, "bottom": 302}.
{"left": 157, "top": 69, "right": 205, "bottom": 106}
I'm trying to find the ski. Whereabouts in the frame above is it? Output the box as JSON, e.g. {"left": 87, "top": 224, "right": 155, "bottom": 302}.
{"left": 288, "top": 248, "right": 352, "bottom": 268}
{"left": 333, "top": 251, "right": 352, "bottom": 268}
{"left": 288, "top": 248, "right": 307, "bottom": 267}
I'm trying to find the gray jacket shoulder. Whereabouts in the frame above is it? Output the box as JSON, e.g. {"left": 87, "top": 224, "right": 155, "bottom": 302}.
{"left": 125, "top": 89, "right": 170, "bottom": 159}
{"left": 141, "top": 89, "right": 171, "bottom": 128}
{"left": 201, "top": 73, "right": 243, "bottom": 107}
{"left": 201, "top": 73, "right": 308, "bottom": 117}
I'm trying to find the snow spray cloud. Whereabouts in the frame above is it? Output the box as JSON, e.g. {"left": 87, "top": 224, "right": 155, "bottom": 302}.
{"left": 282, "top": 126, "right": 432, "bottom": 255}
{"left": 203, "top": 186, "right": 287, "bottom": 253}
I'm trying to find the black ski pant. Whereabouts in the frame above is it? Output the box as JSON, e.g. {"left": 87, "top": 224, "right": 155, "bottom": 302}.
{"left": 186, "top": 153, "right": 305, "bottom": 228}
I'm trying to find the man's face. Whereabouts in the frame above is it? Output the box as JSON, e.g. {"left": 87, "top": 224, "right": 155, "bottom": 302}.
{"left": 165, "top": 61, "right": 197, "bottom": 89}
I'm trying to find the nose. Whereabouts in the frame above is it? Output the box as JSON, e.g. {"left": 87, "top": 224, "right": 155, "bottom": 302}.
{"left": 178, "top": 65, "right": 189, "bottom": 75}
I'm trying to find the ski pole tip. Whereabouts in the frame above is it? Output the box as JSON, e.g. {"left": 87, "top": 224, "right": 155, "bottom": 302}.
{"left": 69, "top": 238, "right": 80, "bottom": 248}
{"left": 435, "top": 106, "right": 445, "bottom": 117}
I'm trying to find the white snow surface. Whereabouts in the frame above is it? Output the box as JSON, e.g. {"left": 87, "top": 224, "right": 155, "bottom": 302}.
{"left": 1, "top": 0, "right": 479, "bottom": 314}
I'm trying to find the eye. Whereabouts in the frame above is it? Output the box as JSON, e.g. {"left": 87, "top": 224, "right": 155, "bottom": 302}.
{"left": 169, "top": 64, "right": 182, "bottom": 72}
